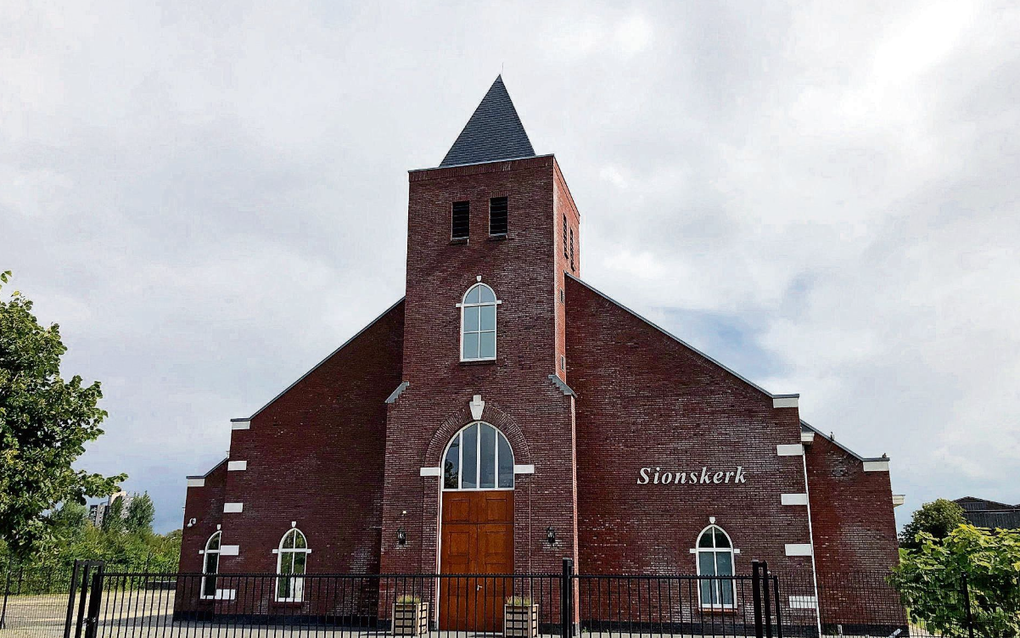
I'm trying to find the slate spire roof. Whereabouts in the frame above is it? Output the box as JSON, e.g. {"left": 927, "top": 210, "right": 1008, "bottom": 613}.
{"left": 439, "top": 76, "right": 536, "bottom": 167}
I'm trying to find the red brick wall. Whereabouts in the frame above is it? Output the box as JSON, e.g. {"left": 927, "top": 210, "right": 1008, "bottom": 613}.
{"left": 179, "top": 460, "right": 227, "bottom": 574}
{"left": 566, "top": 276, "right": 818, "bottom": 622}
{"left": 210, "top": 301, "right": 404, "bottom": 578}
{"left": 806, "top": 435, "right": 906, "bottom": 628}
{"left": 380, "top": 156, "right": 580, "bottom": 577}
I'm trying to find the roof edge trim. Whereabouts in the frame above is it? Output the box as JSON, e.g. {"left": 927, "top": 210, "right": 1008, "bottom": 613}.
{"left": 244, "top": 297, "right": 405, "bottom": 421}
{"left": 565, "top": 273, "right": 778, "bottom": 399}
{"left": 800, "top": 420, "right": 889, "bottom": 463}
{"left": 409, "top": 153, "right": 555, "bottom": 174}
{"left": 187, "top": 457, "right": 228, "bottom": 480}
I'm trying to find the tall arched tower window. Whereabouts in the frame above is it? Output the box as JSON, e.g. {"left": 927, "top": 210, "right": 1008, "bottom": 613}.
{"left": 443, "top": 422, "right": 514, "bottom": 490}
{"left": 459, "top": 283, "right": 499, "bottom": 361}
{"left": 695, "top": 524, "right": 736, "bottom": 609}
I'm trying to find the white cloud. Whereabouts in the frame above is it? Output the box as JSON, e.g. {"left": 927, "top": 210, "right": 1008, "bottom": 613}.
{"left": 2, "top": 1, "right": 1019, "bottom": 532}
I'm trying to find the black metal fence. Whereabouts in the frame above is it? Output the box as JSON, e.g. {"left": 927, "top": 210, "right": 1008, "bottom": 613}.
{"left": 2, "top": 560, "right": 979, "bottom": 638}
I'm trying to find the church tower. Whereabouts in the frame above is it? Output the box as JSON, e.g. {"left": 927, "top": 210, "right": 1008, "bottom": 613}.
{"left": 380, "top": 77, "right": 582, "bottom": 603}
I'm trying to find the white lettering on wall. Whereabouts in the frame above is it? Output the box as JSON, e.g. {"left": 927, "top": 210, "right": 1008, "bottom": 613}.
{"left": 637, "top": 466, "right": 747, "bottom": 485}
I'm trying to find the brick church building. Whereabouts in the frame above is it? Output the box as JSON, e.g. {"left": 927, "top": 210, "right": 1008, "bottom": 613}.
{"left": 179, "top": 77, "right": 905, "bottom": 632}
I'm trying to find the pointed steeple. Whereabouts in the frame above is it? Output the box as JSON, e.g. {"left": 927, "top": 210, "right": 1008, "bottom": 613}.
{"left": 439, "top": 76, "right": 536, "bottom": 167}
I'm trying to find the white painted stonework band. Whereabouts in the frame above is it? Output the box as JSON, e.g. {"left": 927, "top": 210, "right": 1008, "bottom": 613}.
{"left": 781, "top": 493, "right": 809, "bottom": 506}
{"left": 187, "top": 478, "right": 205, "bottom": 488}
{"left": 231, "top": 420, "right": 250, "bottom": 430}
{"left": 224, "top": 503, "right": 243, "bottom": 513}
{"left": 220, "top": 545, "right": 239, "bottom": 556}
{"left": 777, "top": 444, "right": 804, "bottom": 456}
{"left": 227, "top": 461, "right": 247, "bottom": 471}
{"left": 785, "top": 543, "right": 813, "bottom": 557}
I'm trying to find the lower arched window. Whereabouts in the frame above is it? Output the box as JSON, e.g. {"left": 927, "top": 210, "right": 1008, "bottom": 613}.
{"left": 201, "top": 531, "right": 221, "bottom": 599}
{"left": 443, "top": 422, "right": 514, "bottom": 490}
{"left": 696, "top": 525, "right": 735, "bottom": 608}
{"left": 275, "top": 528, "right": 309, "bottom": 602}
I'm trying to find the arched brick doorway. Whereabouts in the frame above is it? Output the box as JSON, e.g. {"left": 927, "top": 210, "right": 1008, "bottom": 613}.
{"left": 439, "top": 421, "right": 515, "bottom": 631}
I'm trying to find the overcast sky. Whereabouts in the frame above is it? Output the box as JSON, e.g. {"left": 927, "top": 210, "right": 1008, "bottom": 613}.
{"left": 3, "top": 1, "right": 1019, "bottom": 533}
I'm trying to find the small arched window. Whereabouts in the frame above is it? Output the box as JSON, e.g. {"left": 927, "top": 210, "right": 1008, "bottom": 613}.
{"left": 443, "top": 422, "right": 514, "bottom": 490}
{"left": 275, "top": 528, "right": 309, "bottom": 602}
{"left": 695, "top": 525, "right": 735, "bottom": 608}
{"left": 460, "top": 283, "right": 499, "bottom": 361}
{"left": 201, "top": 531, "right": 221, "bottom": 599}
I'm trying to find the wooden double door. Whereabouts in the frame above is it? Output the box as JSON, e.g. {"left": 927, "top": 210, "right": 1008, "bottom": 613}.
{"left": 439, "top": 490, "right": 514, "bottom": 631}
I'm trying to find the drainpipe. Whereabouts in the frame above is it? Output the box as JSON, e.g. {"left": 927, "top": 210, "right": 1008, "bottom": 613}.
{"left": 802, "top": 453, "right": 823, "bottom": 638}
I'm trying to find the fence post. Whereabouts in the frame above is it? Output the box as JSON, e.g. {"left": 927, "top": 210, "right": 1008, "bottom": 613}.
{"left": 63, "top": 561, "right": 83, "bottom": 638}
{"left": 561, "top": 557, "right": 574, "bottom": 638}
{"left": 82, "top": 565, "right": 104, "bottom": 638}
{"left": 762, "top": 561, "right": 774, "bottom": 638}
{"left": 1, "top": 558, "right": 13, "bottom": 629}
{"left": 961, "top": 573, "right": 975, "bottom": 638}
{"left": 752, "top": 560, "right": 764, "bottom": 638}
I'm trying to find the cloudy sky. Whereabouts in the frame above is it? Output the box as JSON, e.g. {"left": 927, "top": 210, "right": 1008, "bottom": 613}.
{"left": 3, "top": 1, "right": 1019, "bottom": 533}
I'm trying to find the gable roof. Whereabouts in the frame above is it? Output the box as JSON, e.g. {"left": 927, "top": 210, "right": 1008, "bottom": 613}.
{"left": 566, "top": 274, "right": 888, "bottom": 462}
{"left": 439, "top": 76, "right": 536, "bottom": 167}
{"left": 237, "top": 297, "right": 405, "bottom": 422}
{"left": 565, "top": 273, "right": 782, "bottom": 399}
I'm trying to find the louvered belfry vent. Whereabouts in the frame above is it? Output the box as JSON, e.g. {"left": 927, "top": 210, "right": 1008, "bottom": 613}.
{"left": 489, "top": 197, "right": 508, "bottom": 236}
{"left": 452, "top": 201, "right": 470, "bottom": 240}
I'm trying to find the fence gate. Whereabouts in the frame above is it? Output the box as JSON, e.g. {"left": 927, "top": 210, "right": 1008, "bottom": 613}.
{"left": 64, "top": 560, "right": 105, "bottom": 638}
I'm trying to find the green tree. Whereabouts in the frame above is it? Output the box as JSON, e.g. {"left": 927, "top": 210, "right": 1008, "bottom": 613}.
{"left": 891, "top": 525, "right": 1020, "bottom": 637}
{"left": 125, "top": 492, "right": 155, "bottom": 535}
{"left": 0, "top": 271, "right": 125, "bottom": 557}
{"left": 102, "top": 496, "right": 126, "bottom": 534}
{"left": 900, "top": 498, "right": 966, "bottom": 551}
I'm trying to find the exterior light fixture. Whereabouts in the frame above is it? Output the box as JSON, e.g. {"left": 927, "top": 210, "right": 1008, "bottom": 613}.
{"left": 546, "top": 527, "right": 556, "bottom": 545}
{"left": 397, "top": 527, "right": 407, "bottom": 546}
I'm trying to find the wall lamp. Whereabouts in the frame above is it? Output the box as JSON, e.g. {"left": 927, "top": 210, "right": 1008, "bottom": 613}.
{"left": 546, "top": 527, "right": 556, "bottom": 545}
{"left": 397, "top": 528, "right": 407, "bottom": 546}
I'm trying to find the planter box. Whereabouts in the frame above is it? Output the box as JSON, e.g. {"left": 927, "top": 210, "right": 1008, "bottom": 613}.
{"left": 392, "top": 601, "right": 429, "bottom": 636}
{"left": 504, "top": 604, "right": 539, "bottom": 638}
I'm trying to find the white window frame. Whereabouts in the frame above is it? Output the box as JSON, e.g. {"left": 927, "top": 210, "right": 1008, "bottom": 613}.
{"left": 274, "top": 528, "right": 310, "bottom": 602}
{"left": 457, "top": 283, "right": 501, "bottom": 362}
{"left": 200, "top": 531, "right": 221, "bottom": 600}
{"left": 442, "top": 421, "right": 514, "bottom": 491}
{"left": 694, "top": 524, "right": 737, "bottom": 610}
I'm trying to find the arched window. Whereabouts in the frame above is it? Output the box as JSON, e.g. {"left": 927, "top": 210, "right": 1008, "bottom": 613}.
{"left": 460, "top": 283, "right": 499, "bottom": 361}
{"left": 695, "top": 525, "right": 735, "bottom": 608}
{"left": 201, "top": 531, "right": 221, "bottom": 599}
{"left": 275, "top": 528, "right": 309, "bottom": 602}
{"left": 443, "top": 422, "right": 514, "bottom": 490}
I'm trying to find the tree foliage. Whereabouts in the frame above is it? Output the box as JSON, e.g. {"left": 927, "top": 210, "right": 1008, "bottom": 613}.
{"left": 0, "top": 498, "right": 181, "bottom": 574}
{"left": 900, "top": 498, "right": 966, "bottom": 551}
{"left": 891, "top": 525, "right": 1020, "bottom": 638}
{"left": 0, "top": 271, "right": 126, "bottom": 557}
{"left": 126, "top": 492, "right": 155, "bottom": 535}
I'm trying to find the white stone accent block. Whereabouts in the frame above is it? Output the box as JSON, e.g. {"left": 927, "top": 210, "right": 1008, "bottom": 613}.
{"left": 187, "top": 478, "right": 205, "bottom": 488}
{"left": 231, "top": 420, "right": 250, "bottom": 430}
{"left": 513, "top": 464, "right": 535, "bottom": 474}
{"left": 419, "top": 467, "right": 442, "bottom": 477}
{"left": 864, "top": 460, "right": 890, "bottom": 472}
{"left": 892, "top": 494, "right": 906, "bottom": 507}
{"left": 781, "top": 493, "right": 809, "bottom": 506}
{"left": 223, "top": 503, "right": 243, "bottom": 514}
{"left": 800, "top": 431, "right": 815, "bottom": 443}
{"left": 777, "top": 444, "right": 804, "bottom": 456}
{"left": 790, "top": 595, "right": 816, "bottom": 609}
{"left": 227, "top": 461, "right": 247, "bottom": 471}
{"left": 220, "top": 545, "right": 239, "bottom": 556}
{"left": 785, "top": 543, "right": 813, "bottom": 557}
{"left": 773, "top": 396, "right": 799, "bottom": 409}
